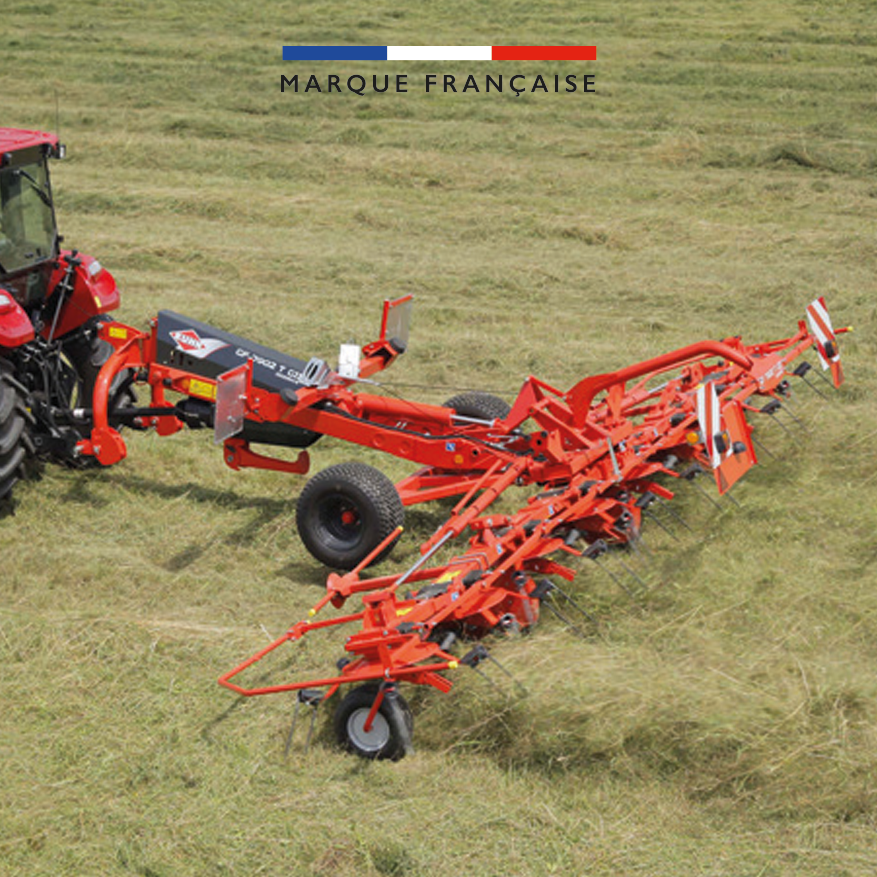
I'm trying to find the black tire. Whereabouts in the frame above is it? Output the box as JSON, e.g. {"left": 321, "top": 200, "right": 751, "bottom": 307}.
{"left": 334, "top": 684, "right": 414, "bottom": 761}
{"left": 59, "top": 317, "right": 138, "bottom": 469}
{"left": 0, "top": 359, "right": 33, "bottom": 504}
{"left": 442, "top": 391, "right": 511, "bottom": 422}
{"left": 62, "top": 316, "right": 136, "bottom": 412}
{"left": 296, "top": 461, "right": 404, "bottom": 570}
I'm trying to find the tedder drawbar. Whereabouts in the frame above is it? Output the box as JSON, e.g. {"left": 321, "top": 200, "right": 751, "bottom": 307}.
{"left": 1, "top": 126, "right": 547, "bottom": 571}
{"left": 218, "top": 298, "right": 848, "bottom": 760}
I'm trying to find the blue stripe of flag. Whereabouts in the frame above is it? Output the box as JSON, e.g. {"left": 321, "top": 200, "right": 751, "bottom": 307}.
{"left": 282, "top": 46, "right": 388, "bottom": 61}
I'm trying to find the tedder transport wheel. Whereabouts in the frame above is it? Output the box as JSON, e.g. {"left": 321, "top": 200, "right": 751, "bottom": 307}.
{"left": 334, "top": 684, "right": 414, "bottom": 761}
{"left": 296, "top": 461, "right": 404, "bottom": 570}
{"left": 0, "top": 359, "right": 33, "bottom": 505}
{"left": 442, "top": 391, "right": 511, "bottom": 422}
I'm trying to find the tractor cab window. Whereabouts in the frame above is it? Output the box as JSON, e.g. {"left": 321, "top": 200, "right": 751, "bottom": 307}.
{"left": 0, "top": 151, "right": 58, "bottom": 276}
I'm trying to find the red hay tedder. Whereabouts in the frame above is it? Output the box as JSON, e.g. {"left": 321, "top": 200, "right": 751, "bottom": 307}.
{"left": 217, "top": 299, "right": 848, "bottom": 760}
{"left": 0, "top": 128, "right": 850, "bottom": 760}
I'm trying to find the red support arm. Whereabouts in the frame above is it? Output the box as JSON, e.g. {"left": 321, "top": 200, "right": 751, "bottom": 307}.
{"left": 566, "top": 340, "right": 753, "bottom": 428}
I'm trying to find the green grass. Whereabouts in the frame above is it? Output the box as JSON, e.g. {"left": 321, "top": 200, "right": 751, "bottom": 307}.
{"left": 2, "top": 1, "right": 877, "bottom": 874}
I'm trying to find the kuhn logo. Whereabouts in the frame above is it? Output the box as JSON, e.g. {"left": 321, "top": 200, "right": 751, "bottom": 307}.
{"left": 170, "top": 329, "right": 229, "bottom": 360}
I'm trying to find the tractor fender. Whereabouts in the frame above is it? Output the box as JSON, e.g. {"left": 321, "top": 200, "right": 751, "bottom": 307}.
{"left": 0, "top": 289, "right": 35, "bottom": 347}
{"left": 42, "top": 251, "right": 121, "bottom": 340}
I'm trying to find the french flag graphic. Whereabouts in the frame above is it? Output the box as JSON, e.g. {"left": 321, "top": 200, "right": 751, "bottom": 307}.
{"left": 283, "top": 46, "right": 596, "bottom": 61}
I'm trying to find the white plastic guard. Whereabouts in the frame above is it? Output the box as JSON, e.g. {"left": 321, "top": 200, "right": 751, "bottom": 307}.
{"left": 214, "top": 363, "right": 248, "bottom": 444}
{"left": 338, "top": 343, "right": 361, "bottom": 379}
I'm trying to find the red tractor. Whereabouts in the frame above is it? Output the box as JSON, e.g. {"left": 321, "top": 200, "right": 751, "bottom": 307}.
{"left": 0, "top": 128, "right": 125, "bottom": 501}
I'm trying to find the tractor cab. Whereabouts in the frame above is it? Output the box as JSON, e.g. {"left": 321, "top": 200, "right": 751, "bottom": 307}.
{"left": 0, "top": 128, "right": 63, "bottom": 307}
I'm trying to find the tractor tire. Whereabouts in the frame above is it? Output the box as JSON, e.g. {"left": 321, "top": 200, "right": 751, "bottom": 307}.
{"left": 442, "top": 391, "right": 511, "bottom": 422}
{"left": 62, "top": 316, "right": 136, "bottom": 411}
{"left": 296, "top": 461, "right": 404, "bottom": 570}
{"left": 334, "top": 684, "right": 414, "bottom": 761}
{"left": 0, "top": 359, "right": 33, "bottom": 505}
{"left": 60, "top": 317, "right": 138, "bottom": 469}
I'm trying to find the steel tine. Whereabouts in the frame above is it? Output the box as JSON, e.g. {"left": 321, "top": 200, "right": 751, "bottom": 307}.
{"left": 722, "top": 489, "right": 742, "bottom": 509}
{"left": 689, "top": 479, "right": 724, "bottom": 512}
{"left": 616, "top": 555, "right": 650, "bottom": 595}
{"left": 643, "top": 508, "right": 680, "bottom": 541}
{"left": 661, "top": 501, "right": 694, "bottom": 533}
{"left": 812, "top": 366, "right": 835, "bottom": 389}
{"left": 799, "top": 373, "right": 830, "bottom": 401}
{"left": 462, "top": 645, "right": 511, "bottom": 695}
{"left": 776, "top": 400, "right": 808, "bottom": 430}
{"left": 591, "top": 555, "right": 641, "bottom": 602}
{"left": 550, "top": 582, "right": 599, "bottom": 626}
{"left": 469, "top": 661, "right": 519, "bottom": 698}
{"left": 470, "top": 664, "right": 495, "bottom": 689}
{"left": 751, "top": 433, "right": 778, "bottom": 460}
{"left": 777, "top": 390, "right": 798, "bottom": 413}
{"left": 542, "top": 598, "right": 588, "bottom": 638}
{"left": 284, "top": 697, "right": 302, "bottom": 758}
{"left": 764, "top": 409, "right": 800, "bottom": 444}
{"left": 628, "top": 528, "right": 655, "bottom": 559}
{"left": 550, "top": 587, "right": 610, "bottom": 641}
{"left": 285, "top": 690, "right": 323, "bottom": 757}
{"left": 485, "top": 653, "right": 528, "bottom": 696}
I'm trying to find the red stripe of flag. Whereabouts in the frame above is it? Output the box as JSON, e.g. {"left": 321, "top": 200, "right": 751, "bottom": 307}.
{"left": 492, "top": 45, "right": 597, "bottom": 61}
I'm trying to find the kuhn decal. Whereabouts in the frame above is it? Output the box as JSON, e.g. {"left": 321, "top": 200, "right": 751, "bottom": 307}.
{"left": 233, "top": 347, "right": 307, "bottom": 384}
{"left": 170, "top": 328, "right": 230, "bottom": 360}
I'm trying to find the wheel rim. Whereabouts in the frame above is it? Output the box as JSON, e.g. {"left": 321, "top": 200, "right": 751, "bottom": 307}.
{"left": 347, "top": 707, "right": 391, "bottom": 754}
{"left": 318, "top": 496, "right": 362, "bottom": 546}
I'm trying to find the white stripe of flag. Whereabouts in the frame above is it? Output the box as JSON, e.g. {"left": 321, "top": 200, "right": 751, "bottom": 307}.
{"left": 387, "top": 45, "right": 492, "bottom": 61}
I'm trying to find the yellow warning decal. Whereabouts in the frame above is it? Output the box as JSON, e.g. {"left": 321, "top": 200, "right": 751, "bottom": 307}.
{"left": 396, "top": 607, "right": 413, "bottom": 617}
{"left": 108, "top": 326, "right": 128, "bottom": 339}
{"left": 187, "top": 378, "right": 217, "bottom": 400}
{"left": 436, "top": 571, "right": 455, "bottom": 584}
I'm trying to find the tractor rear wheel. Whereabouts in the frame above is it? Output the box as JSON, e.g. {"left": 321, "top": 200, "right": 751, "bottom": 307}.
{"left": 0, "top": 358, "right": 33, "bottom": 505}
{"left": 442, "top": 391, "right": 511, "bottom": 422}
{"left": 62, "top": 316, "right": 136, "bottom": 412}
{"left": 334, "top": 684, "right": 414, "bottom": 761}
{"left": 296, "top": 461, "right": 403, "bottom": 570}
{"left": 56, "top": 317, "right": 138, "bottom": 468}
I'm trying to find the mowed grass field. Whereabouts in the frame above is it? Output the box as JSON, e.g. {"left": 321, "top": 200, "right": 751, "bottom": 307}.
{"left": 2, "top": 1, "right": 877, "bottom": 874}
